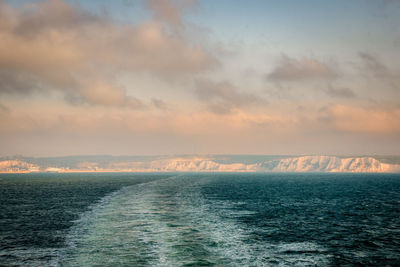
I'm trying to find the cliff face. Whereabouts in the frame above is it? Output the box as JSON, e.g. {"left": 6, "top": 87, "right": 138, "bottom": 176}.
{"left": 262, "top": 156, "right": 400, "bottom": 173}
{"left": 0, "top": 160, "right": 40, "bottom": 173}
{"left": 1, "top": 156, "right": 399, "bottom": 173}
{"left": 146, "top": 158, "right": 259, "bottom": 172}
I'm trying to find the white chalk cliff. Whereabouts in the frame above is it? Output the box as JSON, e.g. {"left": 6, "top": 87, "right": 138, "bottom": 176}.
{"left": 0, "top": 156, "right": 399, "bottom": 173}
{"left": 261, "top": 156, "right": 400, "bottom": 173}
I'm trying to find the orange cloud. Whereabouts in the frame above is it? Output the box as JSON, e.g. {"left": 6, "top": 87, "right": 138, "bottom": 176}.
{"left": 147, "top": 0, "right": 196, "bottom": 30}
{"left": 0, "top": 0, "right": 217, "bottom": 106}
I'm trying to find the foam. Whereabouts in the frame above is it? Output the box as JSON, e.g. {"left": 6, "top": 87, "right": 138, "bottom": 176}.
{"left": 58, "top": 175, "right": 331, "bottom": 266}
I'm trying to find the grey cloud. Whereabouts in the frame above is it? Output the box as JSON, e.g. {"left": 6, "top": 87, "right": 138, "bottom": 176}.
{"left": 0, "top": 71, "right": 40, "bottom": 94}
{"left": 358, "top": 52, "right": 399, "bottom": 91}
{"left": 152, "top": 98, "right": 168, "bottom": 110}
{"left": 325, "top": 86, "right": 356, "bottom": 98}
{"left": 13, "top": 0, "right": 102, "bottom": 37}
{"left": 0, "top": 0, "right": 217, "bottom": 108}
{"left": 125, "top": 96, "right": 145, "bottom": 109}
{"left": 268, "top": 55, "right": 336, "bottom": 81}
{"left": 64, "top": 92, "right": 86, "bottom": 106}
{"left": 195, "top": 79, "right": 264, "bottom": 114}
{"left": 206, "top": 102, "right": 234, "bottom": 115}
{"left": 66, "top": 90, "right": 144, "bottom": 108}
{"left": 359, "top": 52, "right": 390, "bottom": 78}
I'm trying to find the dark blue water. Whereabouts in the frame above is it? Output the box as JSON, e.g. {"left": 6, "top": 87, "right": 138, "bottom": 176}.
{"left": 1, "top": 173, "right": 399, "bottom": 266}
{"left": 0, "top": 173, "right": 169, "bottom": 266}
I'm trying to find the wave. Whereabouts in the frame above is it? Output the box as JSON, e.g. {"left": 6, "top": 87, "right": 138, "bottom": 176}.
{"left": 58, "top": 175, "right": 331, "bottom": 266}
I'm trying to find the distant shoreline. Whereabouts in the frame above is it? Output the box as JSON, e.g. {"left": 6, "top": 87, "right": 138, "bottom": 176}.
{"left": 1, "top": 155, "right": 400, "bottom": 173}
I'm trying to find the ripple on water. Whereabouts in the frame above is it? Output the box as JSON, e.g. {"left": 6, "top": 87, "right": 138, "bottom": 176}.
{"left": 59, "top": 175, "right": 332, "bottom": 266}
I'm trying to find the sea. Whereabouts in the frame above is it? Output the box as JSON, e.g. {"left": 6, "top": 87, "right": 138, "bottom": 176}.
{"left": 0, "top": 173, "right": 399, "bottom": 266}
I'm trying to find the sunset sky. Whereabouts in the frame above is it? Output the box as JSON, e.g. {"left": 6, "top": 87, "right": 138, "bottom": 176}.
{"left": 0, "top": 0, "right": 399, "bottom": 156}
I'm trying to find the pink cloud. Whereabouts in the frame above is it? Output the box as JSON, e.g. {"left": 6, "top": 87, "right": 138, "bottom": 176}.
{"left": 0, "top": 0, "right": 217, "bottom": 107}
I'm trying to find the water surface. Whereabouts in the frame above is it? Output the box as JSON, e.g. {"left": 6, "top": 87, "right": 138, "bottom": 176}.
{"left": 1, "top": 173, "right": 400, "bottom": 266}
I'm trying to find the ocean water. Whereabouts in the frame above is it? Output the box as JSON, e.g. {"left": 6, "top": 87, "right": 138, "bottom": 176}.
{"left": 1, "top": 173, "right": 400, "bottom": 266}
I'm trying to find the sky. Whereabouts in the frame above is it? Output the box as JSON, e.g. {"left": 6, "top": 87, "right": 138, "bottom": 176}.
{"left": 0, "top": 0, "right": 400, "bottom": 157}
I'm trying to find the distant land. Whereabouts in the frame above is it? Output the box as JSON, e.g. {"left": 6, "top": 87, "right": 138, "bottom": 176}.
{"left": 1, "top": 155, "right": 400, "bottom": 173}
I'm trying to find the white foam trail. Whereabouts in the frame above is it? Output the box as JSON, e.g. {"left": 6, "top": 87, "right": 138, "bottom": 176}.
{"left": 175, "top": 180, "right": 330, "bottom": 266}
{"left": 58, "top": 175, "right": 331, "bottom": 266}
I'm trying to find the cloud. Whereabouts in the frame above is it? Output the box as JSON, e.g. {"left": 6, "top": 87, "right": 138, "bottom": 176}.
{"left": 268, "top": 55, "right": 336, "bottom": 81}
{"left": 0, "top": 101, "right": 289, "bottom": 137}
{"left": 151, "top": 98, "right": 168, "bottom": 110}
{"left": 194, "top": 79, "right": 264, "bottom": 114}
{"left": 358, "top": 52, "right": 389, "bottom": 78}
{"left": 325, "top": 86, "right": 356, "bottom": 98}
{"left": 0, "top": 0, "right": 217, "bottom": 107}
{"left": 12, "top": 0, "right": 101, "bottom": 36}
{"left": 1, "top": 99, "right": 399, "bottom": 156}
{"left": 358, "top": 52, "right": 399, "bottom": 92}
{"left": 0, "top": 70, "right": 41, "bottom": 94}
{"left": 79, "top": 80, "right": 144, "bottom": 108}
{"left": 147, "top": 0, "right": 197, "bottom": 30}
